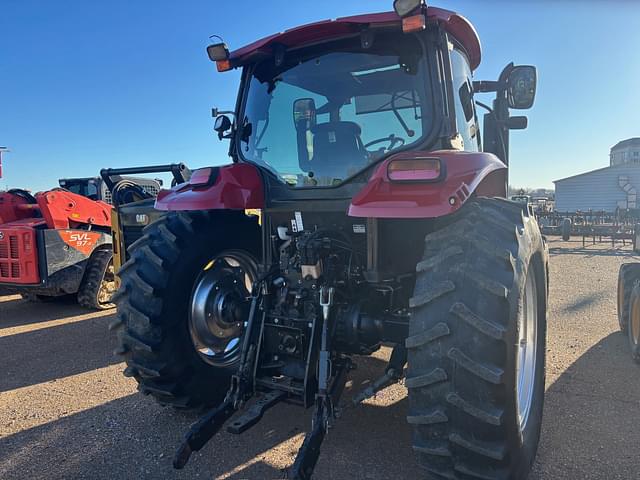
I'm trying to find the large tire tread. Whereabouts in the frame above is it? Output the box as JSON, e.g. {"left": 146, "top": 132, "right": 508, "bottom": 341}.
{"left": 407, "top": 197, "right": 547, "bottom": 480}
{"left": 112, "top": 210, "right": 259, "bottom": 409}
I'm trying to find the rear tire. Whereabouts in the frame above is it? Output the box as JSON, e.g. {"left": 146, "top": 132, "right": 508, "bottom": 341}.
{"left": 111, "top": 211, "right": 259, "bottom": 409}
{"left": 78, "top": 249, "right": 116, "bottom": 310}
{"left": 617, "top": 263, "right": 640, "bottom": 333}
{"left": 407, "top": 198, "right": 547, "bottom": 480}
{"left": 628, "top": 283, "right": 640, "bottom": 364}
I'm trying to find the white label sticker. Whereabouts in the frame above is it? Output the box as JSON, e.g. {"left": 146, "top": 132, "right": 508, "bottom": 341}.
{"left": 328, "top": 131, "right": 336, "bottom": 143}
{"left": 295, "top": 211, "right": 304, "bottom": 231}
{"left": 352, "top": 224, "right": 366, "bottom": 234}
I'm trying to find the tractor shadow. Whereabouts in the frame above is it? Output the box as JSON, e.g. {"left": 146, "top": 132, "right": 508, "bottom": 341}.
{"left": 0, "top": 309, "right": 119, "bottom": 392}
{"left": 4, "top": 332, "right": 639, "bottom": 479}
{"left": 0, "top": 352, "right": 421, "bottom": 480}
{"left": 220, "top": 351, "right": 418, "bottom": 480}
{"left": 530, "top": 332, "right": 640, "bottom": 480}
{"left": 560, "top": 292, "right": 607, "bottom": 314}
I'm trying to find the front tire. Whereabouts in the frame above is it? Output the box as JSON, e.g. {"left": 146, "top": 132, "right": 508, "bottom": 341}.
{"left": 406, "top": 198, "right": 547, "bottom": 480}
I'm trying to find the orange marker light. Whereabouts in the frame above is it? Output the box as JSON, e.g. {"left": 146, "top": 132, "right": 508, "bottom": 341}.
{"left": 402, "top": 13, "right": 426, "bottom": 33}
{"left": 216, "top": 59, "right": 232, "bottom": 72}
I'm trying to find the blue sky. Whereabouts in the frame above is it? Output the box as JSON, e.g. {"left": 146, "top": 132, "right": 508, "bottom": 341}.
{"left": 1, "top": 0, "right": 639, "bottom": 191}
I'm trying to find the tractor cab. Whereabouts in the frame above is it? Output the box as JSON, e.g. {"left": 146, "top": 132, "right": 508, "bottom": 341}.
{"left": 237, "top": 32, "right": 427, "bottom": 187}
{"left": 207, "top": 6, "right": 536, "bottom": 199}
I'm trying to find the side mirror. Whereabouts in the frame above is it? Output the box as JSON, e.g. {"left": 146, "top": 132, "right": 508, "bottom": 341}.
{"left": 293, "top": 98, "right": 316, "bottom": 130}
{"left": 214, "top": 115, "right": 232, "bottom": 140}
{"left": 507, "top": 66, "right": 537, "bottom": 109}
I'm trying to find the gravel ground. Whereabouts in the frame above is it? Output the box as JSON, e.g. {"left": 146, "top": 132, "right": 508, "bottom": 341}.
{"left": 1, "top": 238, "right": 639, "bottom": 479}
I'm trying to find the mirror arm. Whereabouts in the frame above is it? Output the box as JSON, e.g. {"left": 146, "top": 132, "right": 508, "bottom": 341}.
{"left": 507, "top": 116, "right": 528, "bottom": 130}
{"left": 474, "top": 100, "right": 493, "bottom": 113}
{"left": 472, "top": 80, "right": 505, "bottom": 93}
{"left": 218, "top": 130, "right": 235, "bottom": 141}
{"left": 212, "top": 108, "right": 235, "bottom": 118}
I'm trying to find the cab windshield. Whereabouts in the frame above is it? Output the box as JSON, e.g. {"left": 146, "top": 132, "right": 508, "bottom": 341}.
{"left": 238, "top": 34, "right": 433, "bottom": 187}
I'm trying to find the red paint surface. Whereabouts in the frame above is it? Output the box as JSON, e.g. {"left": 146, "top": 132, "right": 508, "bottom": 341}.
{"left": 36, "top": 190, "right": 111, "bottom": 230}
{"left": 0, "top": 191, "right": 34, "bottom": 224}
{"left": 0, "top": 222, "right": 40, "bottom": 284}
{"left": 348, "top": 150, "right": 506, "bottom": 218}
{"left": 229, "top": 8, "right": 481, "bottom": 71}
{"left": 155, "top": 163, "right": 264, "bottom": 211}
{"left": 1, "top": 189, "right": 111, "bottom": 230}
{"left": 0, "top": 188, "right": 111, "bottom": 285}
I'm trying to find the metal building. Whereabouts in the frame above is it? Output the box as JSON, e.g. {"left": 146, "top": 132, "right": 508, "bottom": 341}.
{"left": 554, "top": 163, "right": 640, "bottom": 212}
{"left": 554, "top": 138, "right": 640, "bottom": 212}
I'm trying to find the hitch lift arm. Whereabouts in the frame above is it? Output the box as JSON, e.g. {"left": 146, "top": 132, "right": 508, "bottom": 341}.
{"left": 173, "top": 281, "right": 268, "bottom": 469}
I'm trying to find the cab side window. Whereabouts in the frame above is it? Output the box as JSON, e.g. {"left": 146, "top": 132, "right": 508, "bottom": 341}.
{"left": 450, "top": 47, "right": 479, "bottom": 151}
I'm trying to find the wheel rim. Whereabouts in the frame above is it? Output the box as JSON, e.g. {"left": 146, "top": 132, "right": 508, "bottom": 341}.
{"left": 98, "top": 260, "right": 116, "bottom": 306}
{"left": 516, "top": 267, "right": 538, "bottom": 432}
{"left": 631, "top": 289, "right": 640, "bottom": 346}
{"left": 189, "top": 252, "right": 256, "bottom": 367}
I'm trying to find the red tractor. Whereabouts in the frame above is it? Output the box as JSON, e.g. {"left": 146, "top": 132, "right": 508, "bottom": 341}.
{"left": 113, "top": 2, "right": 548, "bottom": 478}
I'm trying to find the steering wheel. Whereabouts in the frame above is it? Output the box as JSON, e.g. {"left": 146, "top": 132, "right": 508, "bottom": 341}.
{"left": 364, "top": 134, "right": 406, "bottom": 153}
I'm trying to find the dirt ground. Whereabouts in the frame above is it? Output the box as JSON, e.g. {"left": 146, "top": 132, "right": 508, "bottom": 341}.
{"left": 1, "top": 238, "right": 639, "bottom": 480}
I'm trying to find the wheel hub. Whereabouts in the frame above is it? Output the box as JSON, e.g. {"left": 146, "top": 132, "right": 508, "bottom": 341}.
{"left": 516, "top": 267, "right": 538, "bottom": 433}
{"left": 189, "top": 254, "right": 255, "bottom": 367}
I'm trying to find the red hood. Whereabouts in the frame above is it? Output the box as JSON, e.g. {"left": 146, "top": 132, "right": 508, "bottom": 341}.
{"left": 229, "top": 7, "right": 481, "bottom": 71}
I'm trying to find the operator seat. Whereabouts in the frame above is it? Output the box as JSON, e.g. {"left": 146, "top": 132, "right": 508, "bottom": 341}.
{"left": 309, "top": 121, "right": 367, "bottom": 181}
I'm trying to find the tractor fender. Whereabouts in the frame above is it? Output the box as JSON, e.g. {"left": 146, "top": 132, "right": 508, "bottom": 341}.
{"left": 348, "top": 150, "right": 507, "bottom": 219}
{"left": 155, "top": 163, "right": 264, "bottom": 211}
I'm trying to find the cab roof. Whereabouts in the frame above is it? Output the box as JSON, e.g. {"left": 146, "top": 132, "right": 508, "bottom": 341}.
{"left": 229, "top": 7, "right": 481, "bottom": 71}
